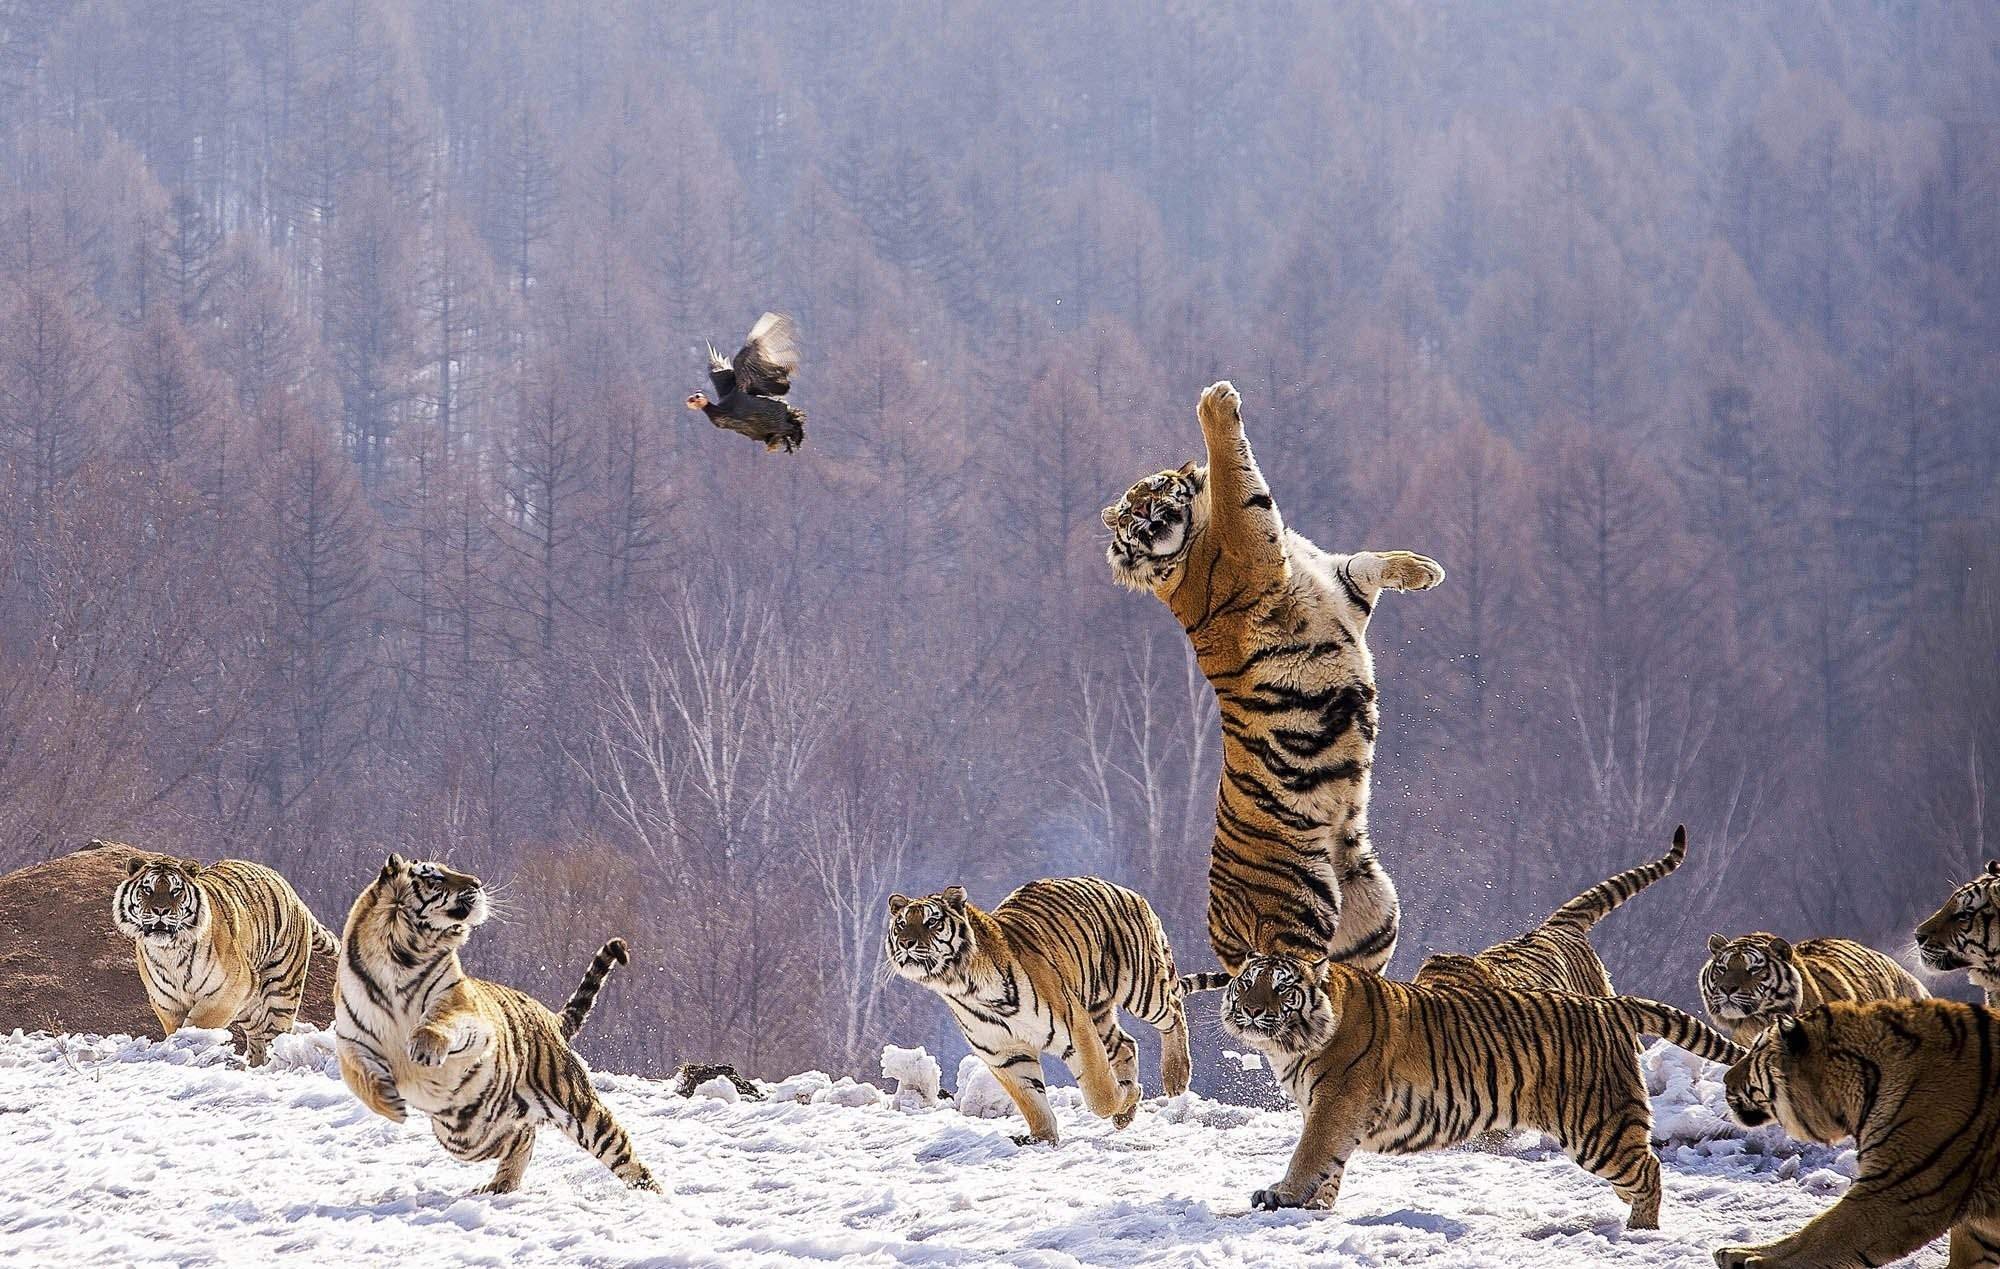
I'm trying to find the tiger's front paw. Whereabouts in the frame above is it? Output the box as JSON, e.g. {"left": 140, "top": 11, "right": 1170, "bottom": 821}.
{"left": 1251, "top": 1182, "right": 1306, "bottom": 1211}
{"left": 409, "top": 1028, "right": 452, "bottom": 1067}
{"left": 1010, "top": 1132, "right": 1059, "bottom": 1147}
{"left": 1198, "top": 380, "right": 1242, "bottom": 433}
{"left": 1712, "top": 1250, "right": 1767, "bottom": 1269}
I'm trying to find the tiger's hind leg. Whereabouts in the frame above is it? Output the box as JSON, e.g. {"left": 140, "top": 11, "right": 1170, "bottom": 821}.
{"left": 1558, "top": 1102, "right": 1660, "bottom": 1229}
{"left": 1328, "top": 848, "right": 1399, "bottom": 973}
{"left": 543, "top": 1050, "right": 659, "bottom": 1192}
{"left": 1156, "top": 998, "right": 1192, "bottom": 1097}
{"left": 1090, "top": 1008, "right": 1142, "bottom": 1128}
{"left": 472, "top": 1127, "right": 537, "bottom": 1196}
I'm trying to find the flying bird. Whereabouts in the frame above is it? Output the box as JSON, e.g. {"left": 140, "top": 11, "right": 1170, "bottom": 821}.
{"left": 686, "top": 313, "right": 806, "bottom": 453}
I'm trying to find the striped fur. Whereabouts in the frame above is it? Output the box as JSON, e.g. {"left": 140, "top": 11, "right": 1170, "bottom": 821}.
{"left": 332, "top": 855, "right": 656, "bottom": 1194}
{"left": 1915, "top": 860, "right": 2000, "bottom": 1004}
{"left": 110, "top": 848, "right": 337, "bottom": 1066}
{"left": 1718, "top": 999, "right": 2000, "bottom": 1268}
{"left": 1700, "top": 931, "right": 1928, "bottom": 1047}
{"left": 1179, "top": 971, "right": 1233, "bottom": 993}
{"left": 559, "top": 938, "right": 629, "bottom": 1040}
{"left": 1222, "top": 955, "right": 1742, "bottom": 1227}
{"left": 885, "top": 877, "right": 1195, "bottom": 1144}
{"left": 1101, "top": 381, "right": 1442, "bottom": 975}
{"left": 1417, "top": 826, "right": 1688, "bottom": 997}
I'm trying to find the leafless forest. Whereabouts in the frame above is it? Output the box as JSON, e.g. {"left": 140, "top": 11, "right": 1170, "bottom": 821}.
{"left": 0, "top": 1, "right": 1995, "bottom": 1083}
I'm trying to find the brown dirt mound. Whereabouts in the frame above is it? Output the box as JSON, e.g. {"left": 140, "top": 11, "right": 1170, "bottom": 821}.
{"left": 0, "top": 841, "right": 336, "bottom": 1042}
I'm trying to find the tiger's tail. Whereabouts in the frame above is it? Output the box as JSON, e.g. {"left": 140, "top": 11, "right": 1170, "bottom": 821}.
{"left": 1615, "top": 996, "right": 1744, "bottom": 1065}
{"left": 559, "top": 939, "right": 630, "bottom": 1040}
{"left": 310, "top": 919, "right": 339, "bottom": 955}
{"left": 1547, "top": 826, "right": 1688, "bottom": 932}
{"left": 1179, "top": 971, "right": 1233, "bottom": 994}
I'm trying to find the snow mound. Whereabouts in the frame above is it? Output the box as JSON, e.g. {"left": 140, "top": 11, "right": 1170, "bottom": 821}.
{"left": 692, "top": 1075, "right": 741, "bottom": 1102}
{"left": 0, "top": 1029, "right": 1941, "bottom": 1267}
{"left": 879, "top": 1044, "right": 941, "bottom": 1109}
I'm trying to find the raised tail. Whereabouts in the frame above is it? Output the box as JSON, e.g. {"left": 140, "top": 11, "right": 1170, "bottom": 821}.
{"left": 1614, "top": 996, "right": 1745, "bottom": 1065}
{"left": 559, "top": 938, "right": 630, "bottom": 1041}
{"left": 1547, "top": 825, "right": 1688, "bottom": 932}
{"left": 1179, "top": 971, "right": 1233, "bottom": 994}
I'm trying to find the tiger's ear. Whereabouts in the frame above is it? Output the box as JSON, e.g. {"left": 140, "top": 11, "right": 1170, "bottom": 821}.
{"left": 379, "top": 854, "right": 407, "bottom": 883}
{"left": 1768, "top": 937, "right": 1794, "bottom": 961}
{"left": 176, "top": 859, "right": 203, "bottom": 877}
{"left": 1100, "top": 503, "right": 1122, "bottom": 529}
{"left": 941, "top": 886, "right": 967, "bottom": 914}
{"left": 1177, "top": 460, "right": 1205, "bottom": 490}
{"left": 1778, "top": 1015, "right": 1809, "bottom": 1056}
{"left": 887, "top": 893, "right": 911, "bottom": 915}
{"left": 1298, "top": 955, "right": 1329, "bottom": 985}
{"left": 1707, "top": 933, "right": 1728, "bottom": 955}
{"left": 125, "top": 856, "right": 150, "bottom": 877}
{"left": 1985, "top": 860, "right": 2000, "bottom": 877}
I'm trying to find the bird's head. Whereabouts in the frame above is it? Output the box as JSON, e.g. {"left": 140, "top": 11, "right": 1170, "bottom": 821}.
{"left": 685, "top": 392, "right": 710, "bottom": 411}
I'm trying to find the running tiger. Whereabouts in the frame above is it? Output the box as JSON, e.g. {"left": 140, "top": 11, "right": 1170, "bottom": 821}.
{"left": 111, "top": 847, "right": 337, "bottom": 1067}
{"left": 333, "top": 855, "right": 658, "bottom": 1194}
{"left": 885, "top": 877, "right": 1207, "bottom": 1144}
{"left": 1101, "top": 380, "right": 1443, "bottom": 975}
{"left": 1915, "top": 860, "right": 2000, "bottom": 1003}
{"left": 1699, "top": 931, "right": 1927, "bottom": 1047}
{"left": 1717, "top": 999, "right": 2000, "bottom": 1269}
{"left": 1221, "top": 955, "right": 1743, "bottom": 1227}
{"left": 1417, "top": 826, "right": 1687, "bottom": 996}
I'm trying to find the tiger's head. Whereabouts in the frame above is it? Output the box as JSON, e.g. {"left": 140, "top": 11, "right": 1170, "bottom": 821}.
{"left": 1220, "top": 954, "right": 1335, "bottom": 1056}
{"left": 1102, "top": 462, "right": 1208, "bottom": 593}
{"left": 361, "top": 855, "right": 489, "bottom": 952}
{"left": 1701, "top": 933, "right": 1804, "bottom": 1025}
{"left": 884, "top": 887, "right": 974, "bottom": 982}
{"left": 113, "top": 855, "right": 209, "bottom": 946}
{"left": 1723, "top": 1008, "right": 1858, "bottom": 1145}
{"left": 1915, "top": 861, "right": 2000, "bottom": 992}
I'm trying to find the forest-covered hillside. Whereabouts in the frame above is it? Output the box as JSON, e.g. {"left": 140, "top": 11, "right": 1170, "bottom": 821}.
{"left": 0, "top": 0, "right": 1994, "bottom": 1077}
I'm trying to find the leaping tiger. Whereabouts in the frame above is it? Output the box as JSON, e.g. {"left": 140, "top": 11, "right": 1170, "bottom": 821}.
{"left": 1101, "top": 380, "right": 1442, "bottom": 975}
{"left": 111, "top": 847, "right": 337, "bottom": 1067}
{"left": 333, "top": 855, "right": 658, "bottom": 1195}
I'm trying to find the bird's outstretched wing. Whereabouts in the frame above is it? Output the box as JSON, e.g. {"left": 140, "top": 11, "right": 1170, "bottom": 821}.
{"left": 706, "top": 340, "right": 736, "bottom": 398}
{"left": 732, "top": 312, "right": 799, "bottom": 397}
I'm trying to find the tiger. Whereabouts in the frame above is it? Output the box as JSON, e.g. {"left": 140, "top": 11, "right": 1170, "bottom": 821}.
{"left": 1416, "top": 826, "right": 1688, "bottom": 996}
{"left": 333, "top": 855, "right": 658, "bottom": 1195}
{"left": 1100, "top": 380, "right": 1443, "bottom": 976}
{"left": 110, "top": 847, "right": 338, "bottom": 1066}
{"left": 1716, "top": 998, "right": 2000, "bottom": 1269}
{"left": 885, "top": 876, "right": 1210, "bottom": 1145}
{"left": 1915, "top": 860, "right": 2000, "bottom": 1004}
{"left": 1699, "top": 931, "right": 1928, "bottom": 1047}
{"left": 1221, "top": 954, "right": 1743, "bottom": 1228}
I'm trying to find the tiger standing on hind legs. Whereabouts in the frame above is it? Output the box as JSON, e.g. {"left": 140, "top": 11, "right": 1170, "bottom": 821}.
{"left": 1102, "top": 380, "right": 1443, "bottom": 973}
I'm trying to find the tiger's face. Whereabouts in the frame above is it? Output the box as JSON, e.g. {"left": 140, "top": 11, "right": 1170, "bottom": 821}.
{"left": 1915, "top": 862, "right": 2000, "bottom": 990}
{"left": 1102, "top": 463, "right": 1207, "bottom": 592}
{"left": 1724, "top": 1012, "right": 1849, "bottom": 1144}
{"left": 884, "top": 887, "right": 972, "bottom": 981}
{"left": 1221, "top": 954, "right": 1334, "bottom": 1056}
{"left": 1701, "top": 933, "right": 1802, "bottom": 1023}
{"left": 374, "top": 855, "right": 489, "bottom": 948}
{"left": 113, "top": 857, "right": 206, "bottom": 946}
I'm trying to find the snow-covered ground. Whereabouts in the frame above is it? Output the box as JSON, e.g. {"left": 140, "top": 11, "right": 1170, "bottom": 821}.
{"left": 0, "top": 1028, "right": 1943, "bottom": 1268}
